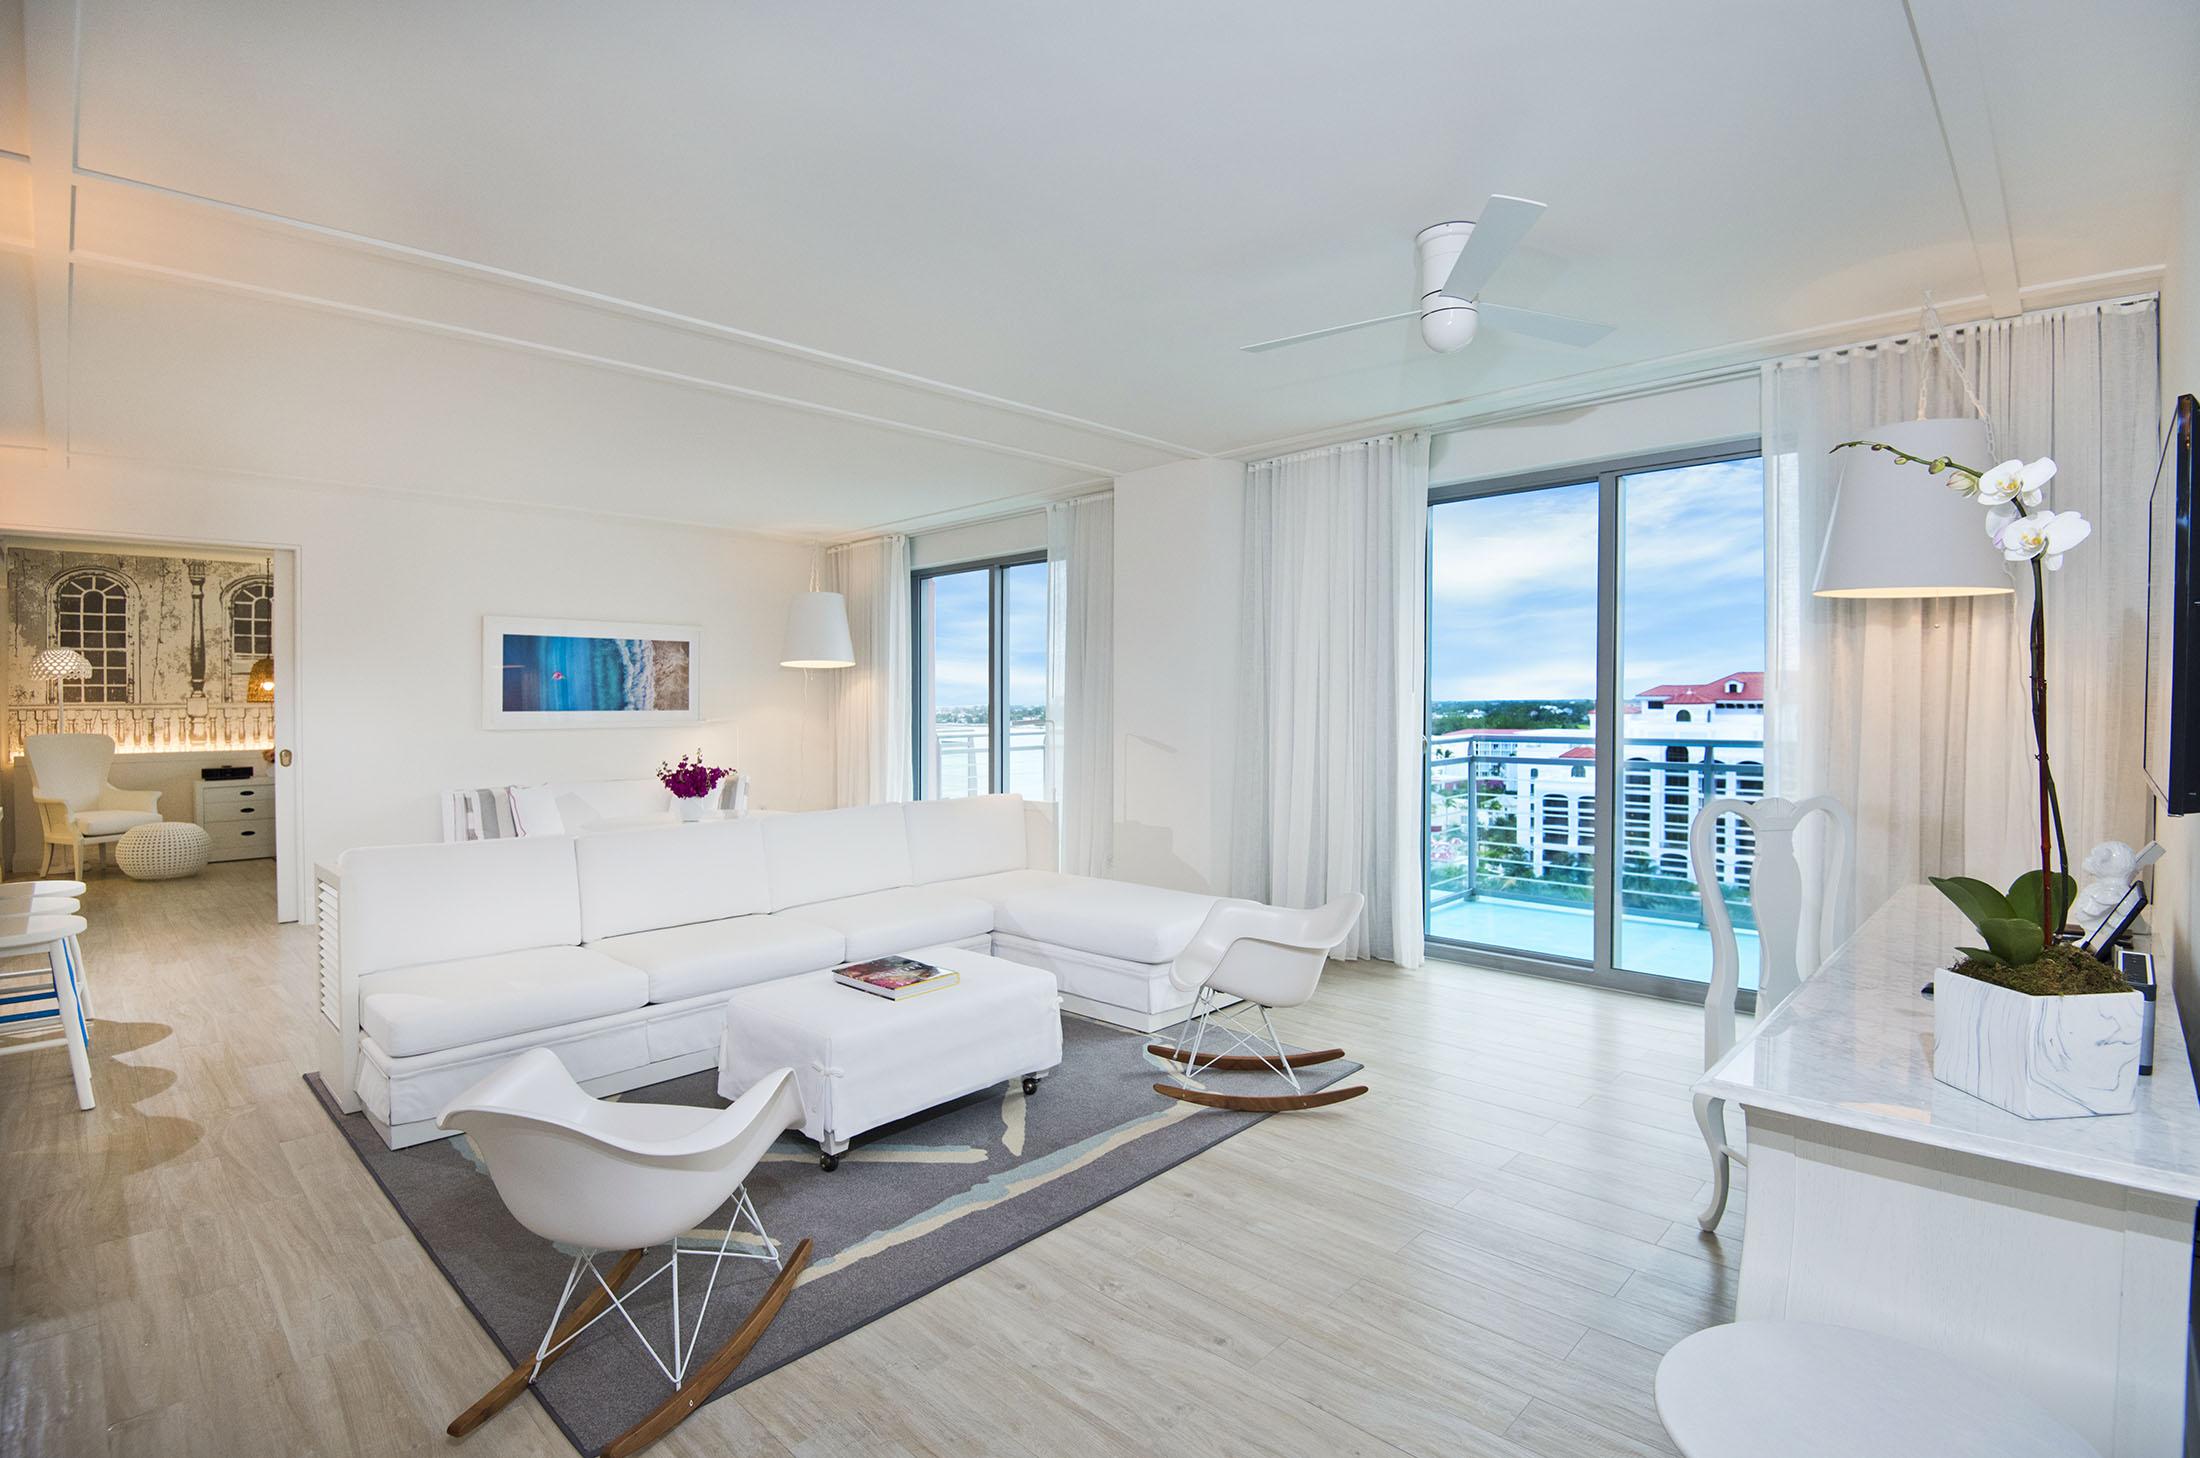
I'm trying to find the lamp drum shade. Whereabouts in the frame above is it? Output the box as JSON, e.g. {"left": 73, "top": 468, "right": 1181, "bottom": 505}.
{"left": 1813, "top": 417, "right": 2013, "bottom": 598}
{"left": 31, "top": 648, "right": 93, "bottom": 680}
{"left": 781, "top": 590, "right": 855, "bottom": 668}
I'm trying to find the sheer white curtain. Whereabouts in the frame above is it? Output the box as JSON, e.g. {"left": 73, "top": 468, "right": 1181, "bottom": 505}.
{"left": 1047, "top": 493, "right": 1115, "bottom": 876}
{"left": 824, "top": 534, "right": 911, "bottom": 806}
{"left": 1764, "top": 297, "right": 2159, "bottom": 927}
{"left": 1234, "top": 433, "right": 1428, "bottom": 966}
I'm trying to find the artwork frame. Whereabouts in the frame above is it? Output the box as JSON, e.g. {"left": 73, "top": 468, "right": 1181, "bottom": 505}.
{"left": 481, "top": 615, "right": 702, "bottom": 730}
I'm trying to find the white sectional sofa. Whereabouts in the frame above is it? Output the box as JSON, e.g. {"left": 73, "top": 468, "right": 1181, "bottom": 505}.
{"left": 314, "top": 795, "right": 1233, "bottom": 1147}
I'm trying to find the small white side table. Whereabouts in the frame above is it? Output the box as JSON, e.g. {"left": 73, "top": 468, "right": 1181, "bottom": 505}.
{"left": 1656, "top": 1322, "right": 2099, "bottom": 1458}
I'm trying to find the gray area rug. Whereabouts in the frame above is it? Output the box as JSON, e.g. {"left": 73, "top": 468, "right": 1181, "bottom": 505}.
{"left": 306, "top": 1016, "right": 1362, "bottom": 1455}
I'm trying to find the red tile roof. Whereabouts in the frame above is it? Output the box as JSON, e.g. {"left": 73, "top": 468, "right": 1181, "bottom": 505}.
{"left": 1631, "top": 671, "right": 1763, "bottom": 705}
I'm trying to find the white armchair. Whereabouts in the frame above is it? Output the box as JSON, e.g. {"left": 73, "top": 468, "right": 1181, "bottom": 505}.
{"left": 1147, "top": 893, "right": 1369, "bottom": 1111}
{"left": 25, "top": 734, "right": 163, "bottom": 878}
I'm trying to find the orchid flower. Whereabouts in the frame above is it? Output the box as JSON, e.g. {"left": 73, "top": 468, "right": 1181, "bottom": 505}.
{"left": 1975, "top": 457, "right": 2056, "bottom": 508}
{"left": 1994, "top": 508, "right": 2091, "bottom": 571}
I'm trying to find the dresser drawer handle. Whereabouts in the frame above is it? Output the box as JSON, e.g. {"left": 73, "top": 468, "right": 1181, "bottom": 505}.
{"left": 237, "top": 829, "right": 256, "bottom": 838}
{"left": 235, "top": 806, "right": 256, "bottom": 815}
{"left": 237, "top": 789, "right": 257, "bottom": 798}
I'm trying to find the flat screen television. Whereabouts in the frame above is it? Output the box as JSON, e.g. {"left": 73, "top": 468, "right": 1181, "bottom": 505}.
{"left": 2144, "top": 392, "right": 2199, "bottom": 813}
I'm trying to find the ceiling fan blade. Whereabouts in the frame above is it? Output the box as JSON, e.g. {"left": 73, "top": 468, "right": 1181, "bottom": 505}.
{"left": 1241, "top": 310, "right": 1418, "bottom": 353}
{"left": 1476, "top": 300, "right": 1613, "bottom": 348}
{"left": 1441, "top": 195, "right": 1546, "bottom": 301}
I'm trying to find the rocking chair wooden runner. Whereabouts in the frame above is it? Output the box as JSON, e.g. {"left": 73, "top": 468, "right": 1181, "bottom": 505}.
{"left": 436, "top": 1049, "right": 810, "bottom": 1457}
{"left": 1148, "top": 893, "right": 1370, "bottom": 1111}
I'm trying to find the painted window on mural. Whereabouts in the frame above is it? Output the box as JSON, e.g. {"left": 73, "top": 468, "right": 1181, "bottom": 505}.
{"left": 228, "top": 577, "right": 274, "bottom": 656}
{"left": 52, "top": 569, "right": 133, "bottom": 703}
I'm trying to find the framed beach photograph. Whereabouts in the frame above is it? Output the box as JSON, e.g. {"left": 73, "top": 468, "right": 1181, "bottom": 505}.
{"left": 481, "top": 616, "right": 702, "bottom": 729}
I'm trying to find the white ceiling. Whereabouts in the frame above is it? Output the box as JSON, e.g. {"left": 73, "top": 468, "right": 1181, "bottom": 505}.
{"left": 3, "top": 0, "right": 2197, "bottom": 537}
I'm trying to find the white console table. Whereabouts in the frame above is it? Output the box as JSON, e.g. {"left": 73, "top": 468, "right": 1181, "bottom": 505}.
{"left": 1700, "top": 886, "right": 2200, "bottom": 1458}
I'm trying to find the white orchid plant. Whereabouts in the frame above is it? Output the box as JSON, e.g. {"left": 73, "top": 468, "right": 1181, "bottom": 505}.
{"left": 1832, "top": 439, "right": 2092, "bottom": 958}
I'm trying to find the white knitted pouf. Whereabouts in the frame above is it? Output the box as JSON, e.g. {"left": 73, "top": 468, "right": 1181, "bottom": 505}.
{"left": 114, "top": 822, "right": 212, "bottom": 881}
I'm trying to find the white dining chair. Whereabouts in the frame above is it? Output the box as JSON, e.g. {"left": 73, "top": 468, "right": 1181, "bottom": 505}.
{"left": 0, "top": 909, "right": 95, "bottom": 1110}
{"left": 1688, "top": 795, "right": 1851, "bottom": 1230}
{"left": 26, "top": 735, "right": 162, "bottom": 878}
{"left": 1148, "top": 893, "right": 1369, "bottom": 1111}
{"left": 435, "top": 1049, "right": 810, "bottom": 1457}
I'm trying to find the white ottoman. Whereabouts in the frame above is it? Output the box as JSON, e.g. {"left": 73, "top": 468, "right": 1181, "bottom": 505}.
{"left": 717, "top": 945, "right": 1062, "bottom": 1169}
{"left": 114, "top": 822, "right": 212, "bottom": 881}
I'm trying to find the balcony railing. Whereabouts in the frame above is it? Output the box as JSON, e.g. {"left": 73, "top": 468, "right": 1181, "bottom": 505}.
{"left": 1428, "top": 734, "right": 1766, "bottom": 934}
{"left": 926, "top": 721, "right": 1049, "bottom": 799}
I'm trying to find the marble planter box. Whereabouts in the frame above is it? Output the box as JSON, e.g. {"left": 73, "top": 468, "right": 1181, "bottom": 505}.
{"left": 1932, "top": 968, "right": 2144, "bottom": 1119}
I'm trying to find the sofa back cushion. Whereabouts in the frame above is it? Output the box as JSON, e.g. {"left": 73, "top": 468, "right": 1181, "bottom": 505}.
{"left": 340, "top": 835, "right": 582, "bottom": 976}
{"left": 576, "top": 820, "right": 771, "bottom": 941}
{"left": 762, "top": 803, "right": 914, "bottom": 909}
{"left": 904, "top": 794, "right": 1029, "bottom": 884}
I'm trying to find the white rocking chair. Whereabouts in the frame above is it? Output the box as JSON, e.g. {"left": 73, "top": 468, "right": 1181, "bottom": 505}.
{"left": 436, "top": 1049, "right": 808, "bottom": 1457}
{"left": 1147, "top": 893, "right": 1369, "bottom": 1111}
{"left": 1689, "top": 795, "right": 1851, "bottom": 1231}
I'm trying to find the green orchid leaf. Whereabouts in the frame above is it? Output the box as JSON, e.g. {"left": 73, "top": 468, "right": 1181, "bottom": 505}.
{"left": 1980, "top": 917, "right": 2046, "bottom": 969}
{"left": 1930, "top": 876, "right": 2015, "bottom": 935}
{"left": 2005, "top": 870, "right": 2079, "bottom": 928}
{"left": 1956, "top": 945, "right": 2002, "bottom": 965}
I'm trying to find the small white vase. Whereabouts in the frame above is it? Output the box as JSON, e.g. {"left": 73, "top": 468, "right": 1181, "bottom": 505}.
{"left": 674, "top": 797, "right": 706, "bottom": 823}
{"left": 1932, "top": 967, "right": 2143, "bottom": 1118}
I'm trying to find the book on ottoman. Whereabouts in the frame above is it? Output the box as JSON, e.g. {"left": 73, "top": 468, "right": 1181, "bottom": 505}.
{"left": 834, "top": 955, "right": 961, "bottom": 1000}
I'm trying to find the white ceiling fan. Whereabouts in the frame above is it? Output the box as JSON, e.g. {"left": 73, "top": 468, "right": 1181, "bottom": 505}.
{"left": 1242, "top": 195, "right": 1612, "bottom": 355}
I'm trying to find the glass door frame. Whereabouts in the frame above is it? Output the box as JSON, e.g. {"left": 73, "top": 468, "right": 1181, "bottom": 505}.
{"left": 910, "top": 550, "right": 1046, "bottom": 799}
{"left": 1424, "top": 437, "right": 1762, "bottom": 1005}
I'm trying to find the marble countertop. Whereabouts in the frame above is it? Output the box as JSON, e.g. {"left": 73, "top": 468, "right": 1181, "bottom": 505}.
{"left": 1700, "top": 885, "right": 2200, "bottom": 1201}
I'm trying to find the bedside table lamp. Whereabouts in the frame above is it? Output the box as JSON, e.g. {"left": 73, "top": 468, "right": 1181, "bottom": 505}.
{"left": 31, "top": 649, "right": 94, "bottom": 733}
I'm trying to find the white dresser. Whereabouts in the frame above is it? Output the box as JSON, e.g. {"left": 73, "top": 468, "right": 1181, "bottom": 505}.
{"left": 194, "top": 776, "right": 275, "bottom": 863}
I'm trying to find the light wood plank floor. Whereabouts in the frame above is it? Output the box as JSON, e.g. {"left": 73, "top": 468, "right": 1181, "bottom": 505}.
{"left": 1, "top": 862, "right": 1743, "bottom": 1457}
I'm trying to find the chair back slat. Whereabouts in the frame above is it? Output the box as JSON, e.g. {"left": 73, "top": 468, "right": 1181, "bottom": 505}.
{"left": 1689, "top": 796, "right": 1852, "bottom": 1072}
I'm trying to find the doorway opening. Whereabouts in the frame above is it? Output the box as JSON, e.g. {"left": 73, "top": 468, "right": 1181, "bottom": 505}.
{"left": 2, "top": 532, "right": 302, "bottom": 923}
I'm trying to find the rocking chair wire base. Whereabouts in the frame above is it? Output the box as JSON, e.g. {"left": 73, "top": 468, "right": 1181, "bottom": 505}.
{"left": 1152, "top": 987, "right": 1367, "bottom": 1112}
{"left": 1153, "top": 1082, "right": 1370, "bottom": 1112}
{"left": 599, "top": 1237, "right": 812, "bottom": 1458}
{"left": 448, "top": 1248, "right": 648, "bottom": 1438}
{"left": 449, "top": 1183, "right": 808, "bottom": 1456}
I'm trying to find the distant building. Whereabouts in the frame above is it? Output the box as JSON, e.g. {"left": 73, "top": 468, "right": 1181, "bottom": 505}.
{"left": 1428, "top": 671, "right": 1766, "bottom": 899}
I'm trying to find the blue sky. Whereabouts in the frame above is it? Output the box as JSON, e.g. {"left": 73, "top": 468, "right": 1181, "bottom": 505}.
{"left": 1428, "top": 458, "right": 1765, "bottom": 701}
{"left": 925, "top": 560, "right": 1048, "bottom": 709}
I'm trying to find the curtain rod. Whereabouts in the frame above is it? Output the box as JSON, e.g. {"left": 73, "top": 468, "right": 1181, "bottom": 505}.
{"left": 824, "top": 485, "right": 1114, "bottom": 551}
{"left": 1771, "top": 291, "right": 2158, "bottom": 371}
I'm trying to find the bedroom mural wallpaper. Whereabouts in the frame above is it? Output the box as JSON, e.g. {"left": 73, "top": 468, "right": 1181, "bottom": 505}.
{"left": 5, "top": 543, "right": 277, "bottom": 757}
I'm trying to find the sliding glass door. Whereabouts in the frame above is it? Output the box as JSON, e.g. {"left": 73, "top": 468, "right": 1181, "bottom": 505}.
{"left": 1425, "top": 444, "right": 1766, "bottom": 998}
{"left": 913, "top": 554, "right": 1049, "bottom": 799}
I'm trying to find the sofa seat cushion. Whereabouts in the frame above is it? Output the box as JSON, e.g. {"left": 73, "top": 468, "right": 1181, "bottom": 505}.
{"left": 590, "top": 914, "right": 845, "bottom": 1003}
{"left": 949, "top": 870, "right": 1223, "bottom": 964}
{"left": 360, "top": 946, "right": 648, "bottom": 1058}
{"left": 76, "top": 808, "right": 163, "bottom": 837}
{"left": 785, "top": 886, "right": 994, "bottom": 963}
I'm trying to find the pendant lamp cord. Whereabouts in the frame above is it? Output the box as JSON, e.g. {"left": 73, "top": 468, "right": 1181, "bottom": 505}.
{"left": 1913, "top": 291, "right": 1996, "bottom": 456}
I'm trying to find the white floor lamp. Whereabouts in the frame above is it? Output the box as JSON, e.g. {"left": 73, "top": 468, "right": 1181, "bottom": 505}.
{"left": 31, "top": 649, "right": 93, "bottom": 734}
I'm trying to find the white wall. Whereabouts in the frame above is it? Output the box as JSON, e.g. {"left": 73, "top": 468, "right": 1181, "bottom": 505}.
{"left": 1429, "top": 374, "right": 1760, "bottom": 484}
{"left": 1109, "top": 458, "right": 1244, "bottom": 894}
{"left": 0, "top": 455, "right": 833, "bottom": 883}
{"left": 2146, "top": 158, "right": 2200, "bottom": 1066}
